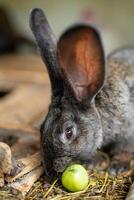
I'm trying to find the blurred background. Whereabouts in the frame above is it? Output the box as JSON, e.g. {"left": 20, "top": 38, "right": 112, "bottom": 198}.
{"left": 0, "top": 0, "right": 134, "bottom": 55}
{"left": 0, "top": 0, "right": 133, "bottom": 185}
{"left": 0, "top": 0, "right": 133, "bottom": 105}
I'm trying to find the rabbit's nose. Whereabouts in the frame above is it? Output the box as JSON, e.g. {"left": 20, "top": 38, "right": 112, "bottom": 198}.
{"left": 53, "top": 157, "right": 72, "bottom": 172}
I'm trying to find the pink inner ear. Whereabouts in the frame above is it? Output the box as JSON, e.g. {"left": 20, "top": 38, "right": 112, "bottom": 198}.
{"left": 58, "top": 27, "right": 105, "bottom": 101}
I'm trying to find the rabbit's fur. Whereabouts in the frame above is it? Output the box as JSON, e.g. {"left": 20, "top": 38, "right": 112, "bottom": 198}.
{"left": 30, "top": 8, "right": 134, "bottom": 174}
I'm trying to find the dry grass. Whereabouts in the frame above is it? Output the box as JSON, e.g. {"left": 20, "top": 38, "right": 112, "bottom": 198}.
{"left": 24, "top": 169, "right": 133, "bottom": 200}
{"left": 0, "top": 154, "right": 134, "bottom": 200}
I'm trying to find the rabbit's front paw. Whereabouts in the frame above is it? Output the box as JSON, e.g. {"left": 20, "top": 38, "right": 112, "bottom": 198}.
{"left": 108, "top": 152, "right": 133, "bottom": 176}
{"left": 108, "top": 160, "right": 130, "bottom": 176}
{"left": 86, "top": 151, "right": 110, "bottom": 171}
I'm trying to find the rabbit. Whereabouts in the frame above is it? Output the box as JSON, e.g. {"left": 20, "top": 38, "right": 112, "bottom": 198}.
{"left": 30, "top": 8, "right": 134, "bottom": 175}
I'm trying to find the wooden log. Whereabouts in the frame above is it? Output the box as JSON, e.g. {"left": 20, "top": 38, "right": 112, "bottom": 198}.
{"left": 0, "top": 142, "right": 43, "bottom": 195}
{"left": 11, "top": 138, "right": 40, "bottom": 159}
{"left": 0, "top": 68, "right": 49, "bottom": 86}
{"left": 6, "top": 151, "right": 44, "bottom": 197}
{"left": 0, "top": 142, "right": 13, "bottom": 187}
{"left": 0, "top": 142, "right": 24, "bottom": 184}
{"left": 0, "top": 141, "right": 43, "bottom": 196}
{"left": 0, "top": 169, "right": 4, "bottom": 187}
{"left": 0, "top": 123, "right": 39, "bottom": 136}
{"left": 0, "top": 55, "right": 49, "bottom": 86}
{"left": 0, "top": 55, "right": 49, "bottom": 196}
{"left": 0, "top": 55, "right": 45, "bottom": 71}
{"left": 0, "top": 142, "right": 13, "bottom": 175}
{"left": 0, "top": 85, "right": 50, "bottom": 127}
{"left": 0, "top": 124, "right": 40, "bottom": 157}
{"left": 6, "top": 151, "right": 42, "bottom": 183}
{"left": 8, "top": 165, "right": 44, "bottom": 197}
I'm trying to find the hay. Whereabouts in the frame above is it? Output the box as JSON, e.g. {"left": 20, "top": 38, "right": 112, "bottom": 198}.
{"left": 0, "top": 170, "right": 133, "bottom": 200}
{"left": 24, "top": 169, "right": 133, "bottom": 200}
{"left": 0, "top": 152, "right": 134, "bottom": 200}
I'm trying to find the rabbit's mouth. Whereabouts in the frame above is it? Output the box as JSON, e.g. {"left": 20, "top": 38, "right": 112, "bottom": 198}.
{"left": 53, "top": 156, "right": 73, "bottom": 172}
{"left": 53, "top": 156, "right": 86, "bottom": 173}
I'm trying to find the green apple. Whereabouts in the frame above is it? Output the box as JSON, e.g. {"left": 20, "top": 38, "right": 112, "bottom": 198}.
{"left": 61, "top": 164, "right": 88, "bottom": 192}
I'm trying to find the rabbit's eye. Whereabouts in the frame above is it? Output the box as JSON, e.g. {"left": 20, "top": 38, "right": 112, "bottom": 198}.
{"left": 59, "top": 123, "right": 76, "bottom": 144}
{"left": 65, "top": 126, "right": 73, "bottom": 140}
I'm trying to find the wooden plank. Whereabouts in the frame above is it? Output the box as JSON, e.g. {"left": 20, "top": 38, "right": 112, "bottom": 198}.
{"left": 0, "top": 84, "right": 50, "bottom": 126}
{"left": 6, "top": 151, "right": 42, "bottom": 183}
{"left": 0, "top": 142, "right": 43, "bottom": 197}
{"left": 8, "top": 165, "right": 44, "bottom": 197}
{"left": 0, "top": 69, "right": 49, "bottom": 86}
{"left": 0, "top": 55, "right": 50, "bottom": 196}
{"left": 0, "top": 123, "right": 38, "bottom": 134}
{"left": 0, "top": 55, "right": 45, "bottom": 71}
{"left": 6, "top": 151, "right": 44, "bottom": 197}
{"left": 11, "top": 138, "right": 40, "bottom": 159}
{"left": 0, "top": 125, "right": 40, "bottom": 158}
{"left": 0, "top": 54, "right": 49, "bottom": 87}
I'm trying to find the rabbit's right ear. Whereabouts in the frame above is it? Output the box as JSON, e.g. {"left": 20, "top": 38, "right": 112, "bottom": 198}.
{"left": 29, "top": 8, "right": 63, "bottom": 98}
{"left": 57, "top": 25, "right": 105, "bottom": 103}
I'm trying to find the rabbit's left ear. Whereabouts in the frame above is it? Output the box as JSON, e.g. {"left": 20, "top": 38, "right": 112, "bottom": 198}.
{"left": 57, "top": 25, "right": 105, "bottom": 102}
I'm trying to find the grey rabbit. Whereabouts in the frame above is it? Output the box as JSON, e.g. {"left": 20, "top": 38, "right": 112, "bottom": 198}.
{"left": 30, "top": 8, "right": 134, "bottom": 175}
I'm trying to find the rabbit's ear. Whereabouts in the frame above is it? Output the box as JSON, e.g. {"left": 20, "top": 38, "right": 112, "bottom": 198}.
{"left": 57, "top": 25, "right": 105, "bottom": 102}
{"left": 30, "top": 8, "right": 63, "bottom": 98}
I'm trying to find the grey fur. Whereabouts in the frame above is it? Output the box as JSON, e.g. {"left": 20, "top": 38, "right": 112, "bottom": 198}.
{"left": 30, "top": 8, "right": 134, "bottom": 173}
